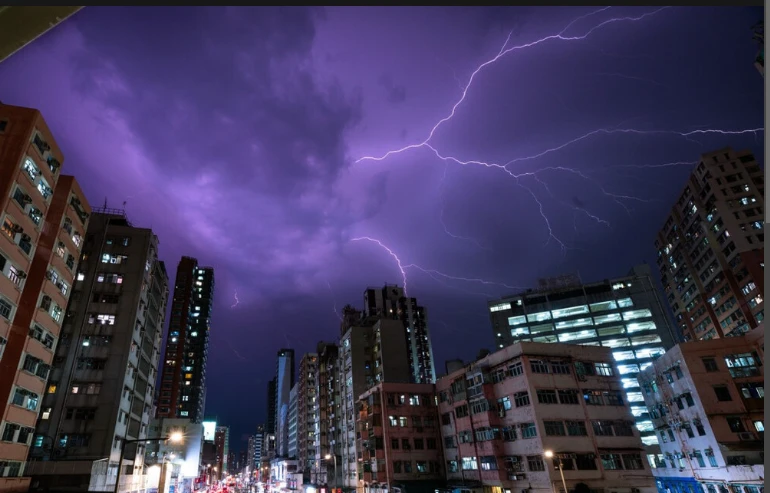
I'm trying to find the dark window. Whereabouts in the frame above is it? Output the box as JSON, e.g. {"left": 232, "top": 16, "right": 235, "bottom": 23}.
{"left": 713, "top": 386, "right": 732, "bottom": 402}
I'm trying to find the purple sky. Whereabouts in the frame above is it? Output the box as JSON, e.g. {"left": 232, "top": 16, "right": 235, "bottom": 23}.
{"left": 0, "top": 6, "right": 763, "bottom": 446}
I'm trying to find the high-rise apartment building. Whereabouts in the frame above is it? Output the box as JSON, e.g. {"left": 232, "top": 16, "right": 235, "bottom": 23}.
{"left": 336, "top": 318, "right": 412, "bottom": 489}
{"left": 296, "top": 353, "right": 318, "bottom": 477}
{"left": 655, "top": 147, "right": 764, "bottom": 342}
{"left": 275, "top": 349, "right": 295, "bottom": 457}
{"left": 314, "top": 342, "right": 338, "bottom": 485}
{"left": 437, "top": 341, "right": 656, "bottom": 493}
{"left": 0, "top": 104, "right": 90, "bottom": 492}
{"left": 157, "top": 256, "right": 215, "bottom": 423}
{"left": 638, "top": 324, "right": 764, "bottom": 493}
{"left": 363, "top": 284, "right": 436, "bottom": 384}
{"left": 488, "top": 264, "right": 677, "bottom": 447}
{"left": 263, "top": 379, "right": 277, "bottom": 465}
{"left": 27, "top": 209, "right": 169, "bottom": 491}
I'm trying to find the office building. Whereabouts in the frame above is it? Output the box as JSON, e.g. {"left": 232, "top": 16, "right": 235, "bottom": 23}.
{"left": 296, "top": 353, "right": 318, "bottom": 477}
{"left": 315, "top": 342, "right": 338, "bottom": 486}
{"left": 157, "top": 257, "right": 215, "bottom": 423}
{"left": 337, "top": 318, "right": 413, "bottom": 490}
{"left": 437, "top": 342, "right": 656, "bottom": 493}
{"left": 26, "top": 209, "right": 169, "bottom": 491}
{"left": 0, "top": 7, "right": 83, "bottom": 63}
{"left": 638, "top": 324, "right": 764, "bottom": 493}
{"left": 214, "top": 426, "right": 229, "bottom": 478}
{"left": 357, "top": 383, "right": 444, "bottom": 492}
{"left": 655, "top": 147, "right": 765, "bottom": 342}
{"left": 0, "top": 104, "right": 90, "bottom": 492}
{"left": 363, "top": 284, "right": 436, "bottom": 384}
{"left": 288, "top": 383, "right": 298, "bottom": 459}
{"left": 488, "top": 265, "right": 677, "bottom": 446}
{"left": 275, "top": 349, "right": 295, "bottom": 458}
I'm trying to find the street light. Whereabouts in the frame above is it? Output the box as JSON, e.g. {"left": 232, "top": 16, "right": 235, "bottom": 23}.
{"left": 324, "top": 454, "right": 337, "bottom": 492}
{"left": 544, "top": 450, "right": 569, "bottom": 493}
{"left": 114, "top": 433, "right": 183, "bottom": 493}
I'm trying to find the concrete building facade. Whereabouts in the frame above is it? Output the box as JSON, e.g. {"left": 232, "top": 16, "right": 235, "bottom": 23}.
{"left": 296, "top": 353, "right": 318, "bottom": 478}
{"left": 26, "top": 209, "right": 168, "bottom": 492}
{"left": 638, "top": 325, "right": 764, "bottom": 493}
{"left": 157, "top": 257, "right": 214, "bottom": 423}
{"left": 336, "top": 318, "right": 413, "bottom": 490}
{"left": 357, "top": 383, "right": 444, "bottom": 493}
{"left": 363, "top": 285, "right": 436, "bottom": 384}
{"left": 436, "top": 342, "right": 656, "bottom": 493}
{"left": 288, "top": 383, "right": 298, "bottom": 459}
{"left": 315, "top": 342, "right": 338, "bottom": 486}
{"left": 0, "top": 104, "right": 90, "bottom": 492}
{"left": 655, "top": 147, "right": 764, "bottom": 342}
{"left": 488, "top": 265, "right": 677, "bottom": 447}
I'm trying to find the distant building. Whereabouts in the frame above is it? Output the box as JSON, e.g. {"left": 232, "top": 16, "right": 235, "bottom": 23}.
{"left": 248, "top": 426, "right": 264, "bottom": 472}
{"left": 27, "top": 209, "right": 169, "bottom": 492}
{"left": 655, "top": 147, "right": 764, "bottom": 342}
{"left": 0, "top": 7, "right": 83, "bottom": 63}
{"left": 437, "top": 341, "right": 656, "bottom": 493}
{"left": 358, "top": 382, "right": 445, "bottom": 492}
{"left": 0, "top": 103, "right": 90, "bottom": 492}
{"left": 287, "top": 382, "right": 298, "bottom": 459}
{"left": 487, "top": 264, "right": 677, "bottom": 447}
{"left": 363, "top": 284, "right": 436, "bottom": 384}
{"left": 638, "top": 324, "right": 764, "bottom": 493}
{"left": 215, "top": 426, "right": 229, "bottom": 478}
{"left": 157, "top": 257, "right": 215, "bottom": 423}
{"left": 275, "top": 349, "right": 295, "bottom": 457}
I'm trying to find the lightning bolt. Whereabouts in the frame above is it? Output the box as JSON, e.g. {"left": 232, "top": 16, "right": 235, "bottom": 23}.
{"left": 351, "top": 236, "right": 523, "bottom": 296}
{"left": 355, "top": 6, "right": 764, "bottom": 253}
{"left": 351, "top": 236, "right": 409, "bottom": 294}
{"left": 356, "top": 6, "right": 670, "bottom": 165}
{"left": 231, "top": 290, "right": 239, "bottom": 309}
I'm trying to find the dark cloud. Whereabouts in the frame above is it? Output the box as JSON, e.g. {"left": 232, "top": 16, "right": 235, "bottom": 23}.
{"left": 0, "top": 5, "right": 761, "bottom": 444}
{"left": 378, "top": 73, "right": 407, "bottom": 104}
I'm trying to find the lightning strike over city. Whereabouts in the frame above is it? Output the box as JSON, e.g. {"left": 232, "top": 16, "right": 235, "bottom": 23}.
{"left": 0, "top": 5, "right": 761, "bottom": 452}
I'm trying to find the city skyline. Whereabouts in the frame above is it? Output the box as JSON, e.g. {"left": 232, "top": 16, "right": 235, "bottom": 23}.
{"left": 0, "top": 5, "right": 763, "bottom": 443}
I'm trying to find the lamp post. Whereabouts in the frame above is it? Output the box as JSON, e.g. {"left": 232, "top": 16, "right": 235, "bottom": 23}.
{"left": 544, "top": 451, "right": 569, "bottom": 493}
{"left": 114, "top": 432, "right": 183, "bottom": 493}
{"left": 324, "top": 454, "right": 337, "bottom": 492}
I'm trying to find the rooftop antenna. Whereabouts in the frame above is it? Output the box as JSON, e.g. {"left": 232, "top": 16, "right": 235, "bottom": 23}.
{"left": 103, "top": 197, "right": 107, "bottom": 209}
{"left": 122, "top": 201, "right": 127, "bottom": 211}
